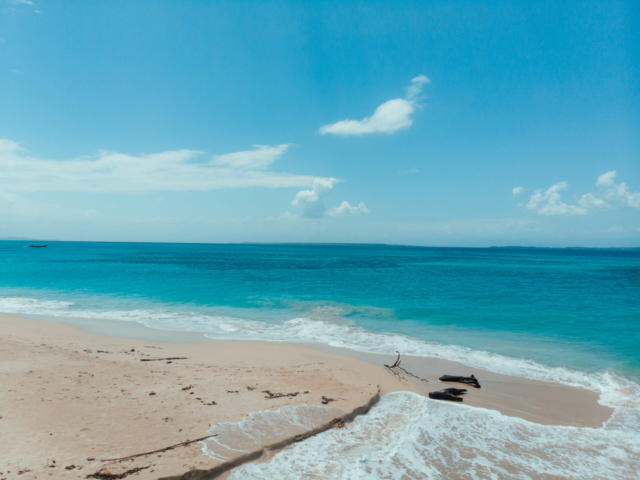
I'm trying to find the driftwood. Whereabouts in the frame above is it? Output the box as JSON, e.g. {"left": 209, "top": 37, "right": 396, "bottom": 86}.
{"left": 139, "top": 357, "right": 188, "bottom": 362}
{"left": 263, "top": 390, "right": 299, "bottom": 399}
{"left": 87, "top": 466, "right": 150, "bottom": 479}
{"left": 439, "top": 374, "right": 481, "bottom": 388}
{"left": 100, "top": 435, "right": 218, "bottom": 462}
{"left": 441, "top": 387, "right": 467, "bottom": 395}
{"left": 384, "top": 352, "right": 429, "bottom": 384}
{"left": 384, "top": 352, "right": 402, "bottom": 369}
{"left": 429, "top": 387, "right": 468, "bottom": 402}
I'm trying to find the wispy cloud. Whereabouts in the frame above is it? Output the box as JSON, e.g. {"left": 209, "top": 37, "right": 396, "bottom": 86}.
{"left": 524, "top": 171, "right": 639, "bottom": 216}
{"left": 13, "top": 0, "right": 34, "bottom": 4}
{"left": 319, "top": 75, "right": 429, "bottom": 136}
{"left": 512, "top": 187, "right": 524, "bottom": 196}
{"left": 0, "top": 190, "right": 103, "bottom": 224}
{"left": 0, "top": 139, "right": 324, "bottom": 193}
{"left": 406, "top": 75, "right": 430, "bottom": 99}
{"left": 326, "top": 201, "right": 371, "bottom": 217}
{"left": 291, "top": 178, "right": 369, "bottom": 219}
{"left": 211, "top": 144, "right": 290, "bottom": 169}
{"left": 400, "top": 168, "right": 419, "bottom": 174}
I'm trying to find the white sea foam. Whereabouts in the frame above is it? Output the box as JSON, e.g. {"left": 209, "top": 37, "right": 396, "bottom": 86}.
{"left": 1, "top": 296, "right": 639, "bottom": 425}
{"left": 228, "top": 392, "right": 640, "bottom": 480}
{"left": 0, "top": 296, "right": 73, "bottom": 311}
{"left": 201, "top": 405, "right": 345, "bottom": 462}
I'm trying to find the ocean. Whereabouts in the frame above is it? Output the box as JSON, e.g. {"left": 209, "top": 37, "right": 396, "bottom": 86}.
{"left": 1, "top": 241, "right": 639, "bottom": 478}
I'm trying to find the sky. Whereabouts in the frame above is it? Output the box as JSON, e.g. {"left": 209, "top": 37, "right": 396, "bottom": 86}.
{"left": 1, "top": 0, "right": 639, "bottom": 247}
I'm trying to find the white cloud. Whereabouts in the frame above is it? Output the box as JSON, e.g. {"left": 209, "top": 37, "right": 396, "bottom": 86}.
{"left": 526, "top": 181, "right": 587, "bottom": 216}
{"left": 0, "top": 139, "right": 325, "bottom": 193}
{"left": 406, "top": 75, "right": 430, "bottom": 99}
{"left": 597, "top": 171, "right": 617, "bottom": 187}
{"left": 319, "top": 75, "right": 429, "bottom": 136}
{"left": 212, "top": 144, "right": 289, "bottom": 169}
{"left": 291, "top": 178, "right": 342, "bottom": 218}
{"left": 14, "top": 0, "right": 34, "bottom": 4}
{"left": 290, "top": 179, "right": 370, "bottom": 219}
{"left": 400, "top": 168, "right": 419, "bottom": 174}
{"left": 11, "top": 69, "right": 19, "bottom": 74}
{"left": 326, "top": 201, "right": 371, "bottom": 217}
{"left": 596, "top": 170, "right": 640, "bottom": 208}
{"left": 524, "top": 171, "right": 640, "bottom": 216}
{"left": 512, "top": 187, "right": 524, "bottom": 196}
{"left": 578, "top": 193, "right": 609, "bottom": 210}
{"left": 319, "top": 99, "right": 414, "bottom": 136}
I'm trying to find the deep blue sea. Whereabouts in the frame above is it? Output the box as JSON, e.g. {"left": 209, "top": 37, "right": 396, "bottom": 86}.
{"left": 2, "top": 241, "right": 639, "bottom": 478}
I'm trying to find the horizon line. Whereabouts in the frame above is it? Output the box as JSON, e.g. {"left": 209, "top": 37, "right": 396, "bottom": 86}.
{"left": 0, "top": 239, "right": 638, "bottom": 250}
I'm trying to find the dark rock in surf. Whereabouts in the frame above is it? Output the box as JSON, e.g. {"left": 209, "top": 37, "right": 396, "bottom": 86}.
{"left": 438, "top": 374, "right": 481, "bottom": 388}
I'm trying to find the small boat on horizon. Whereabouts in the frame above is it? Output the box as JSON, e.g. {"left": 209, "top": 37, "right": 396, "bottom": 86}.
{"left": 29, "top": 245, "right": 48, "bottom": 248}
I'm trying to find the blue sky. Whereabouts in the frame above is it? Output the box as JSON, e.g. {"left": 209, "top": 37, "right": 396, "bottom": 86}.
{"left": 1, "top": 0, "right": 639, "bottom": 246}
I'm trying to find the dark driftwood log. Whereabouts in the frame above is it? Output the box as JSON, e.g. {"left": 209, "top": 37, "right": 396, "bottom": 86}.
{"left": 429, "top": 390, "right": 464, "bottom": 402}
{"left": 429, "top": 386, "right": 469, "bottom": 402}
{"left": 100, "top": 435, "right": 217, "bottom": 462}
{"left": 439, "top": 374, "right": 481, "bottom": 388}
{"left": 441, "top": 387, "right": 467, "bottom": 395}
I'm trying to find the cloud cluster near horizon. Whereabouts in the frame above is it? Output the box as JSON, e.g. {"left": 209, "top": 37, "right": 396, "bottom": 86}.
{"left": 319, "top": 75, "right": 429, "bottom": 136}
{"left": 0, "top": 139, "right": 322, "bottom": 193}
{"left": 291, "top": 178, "right": 370, "bottom": 219}
{"left": 0, "top": 138, "right": 370, "bottom": 222}
{"left": 523, "top": 171, "right": 640, "bottom": 216}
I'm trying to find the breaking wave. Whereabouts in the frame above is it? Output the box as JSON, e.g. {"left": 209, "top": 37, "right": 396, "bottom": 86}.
{"left": 228, "top": 392, "right": 640, "bottom": 480}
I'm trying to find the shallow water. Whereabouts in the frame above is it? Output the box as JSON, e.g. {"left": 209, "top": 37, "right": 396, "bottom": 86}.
{"left": 1, "top": 241, "right": 639, "bottom": 477}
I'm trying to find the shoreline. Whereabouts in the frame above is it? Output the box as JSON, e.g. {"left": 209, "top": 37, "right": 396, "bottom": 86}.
{"left": 12, "top": 310, "right": 615, "bottom": 426}
{"left": 0, "top": 313, "right": 614, "bottom": 479}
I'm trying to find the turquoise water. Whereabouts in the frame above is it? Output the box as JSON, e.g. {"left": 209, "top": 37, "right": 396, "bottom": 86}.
{"left": 1, "top": 241, "right": 638, "bottom": 380}
{"left": 2, "top": 241, "right": 639, "bottom": 478}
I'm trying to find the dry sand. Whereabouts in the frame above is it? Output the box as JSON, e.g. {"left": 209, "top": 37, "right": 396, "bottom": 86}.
{"left": 0, "top": 314, "right": 613, "bottom": 479}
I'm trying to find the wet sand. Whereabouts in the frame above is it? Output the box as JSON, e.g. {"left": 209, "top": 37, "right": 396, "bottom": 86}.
{"left": 0, "top": 314, "right": 613, "bottom": 479}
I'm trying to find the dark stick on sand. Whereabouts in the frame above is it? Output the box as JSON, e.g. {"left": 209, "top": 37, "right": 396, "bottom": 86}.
{"left": 384, "top": 351, "right": 429, "bottom": 384}
{"left": 139, "top": 357, "right": 188, "bottom": 362}
{"left": 101, "top": 435, "right": 218, "bottom": 462}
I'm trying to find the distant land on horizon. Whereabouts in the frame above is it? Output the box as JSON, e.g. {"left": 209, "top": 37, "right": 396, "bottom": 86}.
{"left": 0, "top": 238, "right": 638, "bottom": 250}
{"left": 0, "top": 237, "right": 42, "bottom": 241}
{"left": 489, "top": 246, "right": 640, "bottom": 251}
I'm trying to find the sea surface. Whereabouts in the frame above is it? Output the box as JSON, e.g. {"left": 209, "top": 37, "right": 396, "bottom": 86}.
{"left": 1, "top": 241, "right": 639, "bottom": 478}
